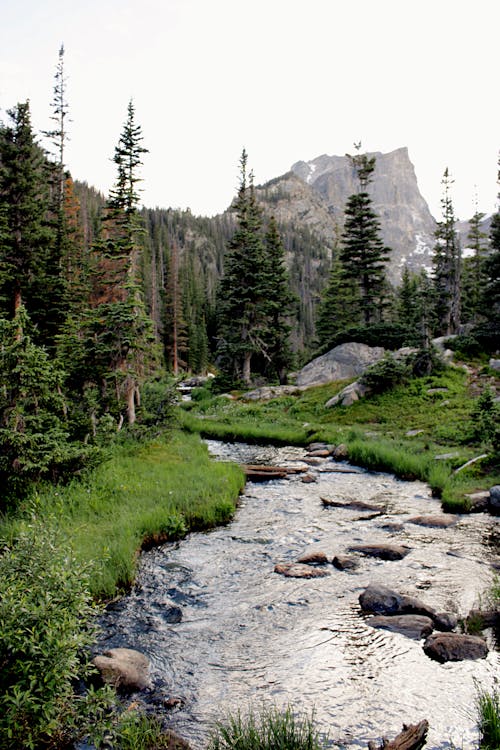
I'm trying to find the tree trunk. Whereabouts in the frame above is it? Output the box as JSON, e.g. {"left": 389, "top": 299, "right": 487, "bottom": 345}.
{"left": 368, "top": 720, "right": 429, "bottom": 750}
{"left": 242, "top": 350, "right": 252, "bottom": 385}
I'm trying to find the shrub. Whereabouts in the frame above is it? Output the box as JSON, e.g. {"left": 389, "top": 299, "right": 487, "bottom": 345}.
{"left": 0, "top": 520, "right": 113, "bottom": 749}
{"left": 207, "top": 705, "right": 326, "bottom": 750}
{"left": 360, "top": 354, "right": 410, "bottom": 394}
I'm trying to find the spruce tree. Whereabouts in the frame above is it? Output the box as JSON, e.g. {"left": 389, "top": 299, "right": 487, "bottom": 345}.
{"left": 339, "top": 148, "right": 391, "bottom": 326}
{"left": 461, "top": 203, "right": 488, "bottom": 324}
{"left": 480, "top": 158, "right": 500, "bottom": 332}
{"left": 216, "top": 151, "right": 268, "bottom": 385}
{"left": 0, "top": 102, "right": 52, "bottom": 323}
{"left": 432, "top": 168, "right": 461, "bottom": 336}
{"left": 261, "top": 216, "right": 296, "bottom": 383}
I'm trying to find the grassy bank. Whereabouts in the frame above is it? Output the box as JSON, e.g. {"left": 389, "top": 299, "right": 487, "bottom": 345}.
{"left": 0, "top": 431, "right": 245, "bottom": 599}
{"left": 180, "top": 366, "right": 500, "bottom": 511}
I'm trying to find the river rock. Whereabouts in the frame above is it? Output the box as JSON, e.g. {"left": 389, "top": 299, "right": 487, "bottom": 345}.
{"left": 489, "top": 485, "right": 500, "bottom": 513}
{"left": 349, "top": 544, "right": 410, "bottom": 560}
{"left": 333, "top": 555, "right": 359, "bottom": 571}
{"left": 92, "top": 647, "right": 151, "bottom": 692}
{"left": 297, "top": 550, "right": 329, "bottom": 565}
{"left": 359, "top": 584, "right": 437, "bottom": 620}
{"left": 301, "top": 473, "right": 317, "bottom": 483}
{"left": 368, "top": 614, "right": 434, "bottom": 639}
{"left": 321, "top": 497, "right": 385, "bottom": 512}
{"left": 295, "top": 342, "right": 386, "bottom": 387}
{"left": 274, "top": 563, "right": 331, "bottom": 578}
{"left": 465, "top": 491, "right": 490, "bottom": 512}
{"left": 466, "top": 608, "right": 500, "bottom": 630}
{"left": 408, "top": 515, "right": 458, "bottom": 528}
{"left": 423, "top": 633, "right": 488, "bottom": 662}
{"left": 333, "top": 443, "right": 349, "bottom": 459}
{"left": 162, "top": 605, "right": 183, "bottom": 623}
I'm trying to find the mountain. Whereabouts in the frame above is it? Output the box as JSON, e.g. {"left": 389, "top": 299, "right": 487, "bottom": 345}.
{"left": 256, "top": 147, "right": 437, "bottom": 286}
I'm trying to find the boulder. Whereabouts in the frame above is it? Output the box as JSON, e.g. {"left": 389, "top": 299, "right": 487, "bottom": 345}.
{"left": 349, "top": 544, "right": 410, "bottom": 561}
{"left": 274, "top": 563, "right": 330, "bottom": 578}
{"left": 332, "top": 555, "right": 359, "bottom": 571}
{"left": 465, "top": 491, "right": 490, "bottom": 512}
{"left": 301, "top": 473, "right": 317, "bottom": 483}
{"left": 325, "top": 380, "right": 372, "bottom": 408}
{"left": 489, "top": 358, "right": 500, "bottom": 372}
{"left": 93, "top": 647, "right": 151, "bottom": 692}
{"left": 296, "top": 342, "right": 385, "bottom": 388}
{"left": 368, "top": 614, "right": 434, "bottom": 639}
{"left": 423, "top": 633, "right": 488, "bottom": 662}
{"left": 359, "top": 584, "right": 437, "bottom": 621}
{"left": 333, "top": 443, "right": 349, "bottom": 459}
{"left": 489, "top": 485, "right": 500, "bottom": 513}
{"left": 241, "top": 385, "right": 306, "bottom": 401}
{"left": 408, "top": 515, "right": 458, "bottom": 528}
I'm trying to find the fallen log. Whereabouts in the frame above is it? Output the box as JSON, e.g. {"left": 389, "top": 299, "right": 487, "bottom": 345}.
{"left": 242, "top": 464, "right": 306, "bottom": 481}
{"left": 368, "top": 720, "right": 429, "bottom": 750}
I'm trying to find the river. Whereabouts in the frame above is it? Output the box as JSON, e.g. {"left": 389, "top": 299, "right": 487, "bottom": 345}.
{"left": 97, "top": 440, "right": 499, "bottom": 749}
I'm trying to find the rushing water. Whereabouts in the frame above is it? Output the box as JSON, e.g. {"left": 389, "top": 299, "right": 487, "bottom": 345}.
{"left": 98, "top": 441, "right": 499, "bottom": 749}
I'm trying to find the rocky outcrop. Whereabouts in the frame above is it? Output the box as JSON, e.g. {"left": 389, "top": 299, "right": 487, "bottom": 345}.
{"left": 290, "top": 147, "right": 436, "bottom": 285}
{"left": 423, "top": 633, "right": 488, "bottom": 662}
{"left": 325, "top": 380, "right": 372, "bottom": 408}
{"left": 295, "top": 342, "right": 385, "bottom": 388}
{"left": 93, "top": 647, "right": 151, "bottom": 692}
{"left": 368, "top": 614, "right": 434, "bottom": 640}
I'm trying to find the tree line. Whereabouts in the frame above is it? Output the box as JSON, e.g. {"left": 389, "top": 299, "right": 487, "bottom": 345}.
{"left": 1, "top": 46, "right": 499, "bottom": 506}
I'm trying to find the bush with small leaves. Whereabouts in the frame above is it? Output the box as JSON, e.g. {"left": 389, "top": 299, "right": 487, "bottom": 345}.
{"left": 0, "top": 520, "right": 114, "bottom": 749}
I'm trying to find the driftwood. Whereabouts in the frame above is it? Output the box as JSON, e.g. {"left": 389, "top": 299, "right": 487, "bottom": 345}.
{"left": 242, "top": 464, "right": 306, "bottom": 481}
{"left": 368, "top": 720, "right": 429, "bottom": 750}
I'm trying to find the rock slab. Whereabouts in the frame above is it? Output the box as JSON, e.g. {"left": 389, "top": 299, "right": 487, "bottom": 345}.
{"left": 296, "top": 342, "right": 385, "bottom": 387}
{"left": 368, "top": 614, "right": 434, "bottom": 640}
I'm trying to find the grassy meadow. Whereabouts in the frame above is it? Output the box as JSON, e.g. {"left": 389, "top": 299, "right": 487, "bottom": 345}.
{"left": 180, "top": 364, "right": 500, "bottom": 512}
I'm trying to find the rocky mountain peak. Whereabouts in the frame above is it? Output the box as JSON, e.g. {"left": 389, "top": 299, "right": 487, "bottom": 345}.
{"left": 258, "top": 147, "right": 437, "bottom": 285}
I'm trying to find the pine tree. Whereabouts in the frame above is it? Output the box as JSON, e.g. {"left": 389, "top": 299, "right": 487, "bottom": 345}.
{"left": 85, "top": 101, "right": 157, "bottom": 425}
{"left": 480, "top": 157, "right": 500, "bottom": 332}
{"left": 461, "top": 202, "right": 488, "bottom": 324}
{"left": 432, "top": 168, "right": 461, "bottom": 335}
{"left": 216, "top": 151, "right": 268, "bottom": 385}
{"left": 261, "top": 216, "right": 296, "bottom": 383}
{"left": 339, "top": 148, "right": 391, "bottom": 325}
{"left": 0, "top": 102, "right": 52, "bottom": 322}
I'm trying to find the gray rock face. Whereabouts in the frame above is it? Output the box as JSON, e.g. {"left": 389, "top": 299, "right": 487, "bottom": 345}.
{"left": 423, "top": 633, "right": 488, "bottom": 662}
{"left": 289, "top": 147, "right": 436, "bottom": 285}
{"left": 93, "top": 647, "right": 151, "bottom": 692}
{"left": 368, "top": 614, "right": 434, "bottom": 640}
{"left": 296, "top": 342, "right": 385, "bottom": 387}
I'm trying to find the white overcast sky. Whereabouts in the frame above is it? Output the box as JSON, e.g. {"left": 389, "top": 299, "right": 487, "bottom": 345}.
{"left": 0, "top": 0, "right": 498, "bottom": 221}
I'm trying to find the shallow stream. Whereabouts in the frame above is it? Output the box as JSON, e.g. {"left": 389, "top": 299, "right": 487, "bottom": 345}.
{"left": 98, "top": 441, "right": 499, "bottom": 749}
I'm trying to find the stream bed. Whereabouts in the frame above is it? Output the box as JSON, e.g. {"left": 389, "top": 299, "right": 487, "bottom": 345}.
{"left": 98, "top": 441, "right": 499, "bottom": 749}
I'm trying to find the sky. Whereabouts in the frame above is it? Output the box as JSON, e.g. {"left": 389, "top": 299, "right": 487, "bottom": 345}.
{"left": 0, "top": 0, "right": 498, "bottom": 221}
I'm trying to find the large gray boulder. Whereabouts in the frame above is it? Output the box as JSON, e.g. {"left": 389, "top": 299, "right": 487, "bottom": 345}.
{"left": 295, "top": 342, "right": 385, "bottom": 387}
{"left": 359, "top": 584, "right": 456, "bottom": 631}
{"left": 489, "top": 485, "right": 500, "bottom": 513}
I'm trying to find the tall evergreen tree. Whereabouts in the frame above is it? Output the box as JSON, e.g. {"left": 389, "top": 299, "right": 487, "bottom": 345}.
{"left": 261, "top": 216, "right": 296, "bottom": 383}
{"left": 0, "top": 101, "right": 57, "bottom": 344}
{"left": 84, "top": 101, "right": 157, "bottom": 425}
{"left": 480, "top": 157, "right": 500, "bottom": 332}
{"left": 216, "top": 151, "right": 269, "bottom": 385}
{"left": 461, "top": 201, "right": 488, "bottom": 324}
{"left": 432, "top": 168, "right": 461, "bottom": 335}
{"left": 339, "top": 148, "right": 391, "bottom": 325}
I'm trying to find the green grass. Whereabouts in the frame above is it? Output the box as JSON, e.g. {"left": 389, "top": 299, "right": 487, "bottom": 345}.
{"left": 179, "top": 365, "right": 500, "bottom": 512}
{"left": 477, "top": 688, "right": 500, "bottom": 750}
{"left": 1, "top": 431, "right": 245, "bottom": 599}
{"left": 207, "top": 705, "right": 327, "bottom": 750}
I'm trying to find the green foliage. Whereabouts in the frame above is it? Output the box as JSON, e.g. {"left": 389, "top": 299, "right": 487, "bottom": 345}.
{"left": 471, "top": 388, "right": 500, "bottom": 456}
{"left": 360, "top": 354, "right": 410, "bottom": 394}
{"left": 0, "top": 520, "right": 114, "bottom": 749}
{"left": 476, "top": 688, "right": 500, "bottom": 750}
{"left": 207, "top": 705, "right": 326, "bottom": 750}
{"left": 318, "top": 322, "right": 417, "bottom": 353}
{"left": 111, "top": 710, "right": 187, "bottom": 750}
{"left": 432, "top": 168, "right": 461, "bottom": 336}
{"left": 0, "top": 309, "right": 99, "bottom": 509}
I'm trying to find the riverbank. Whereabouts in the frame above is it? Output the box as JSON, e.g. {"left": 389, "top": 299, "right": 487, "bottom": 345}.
{"left": 179, "top": 365, "right": 500, "bottom": 512}
{"left": 0, "top": 431, "right": 245, "bottom": 599}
